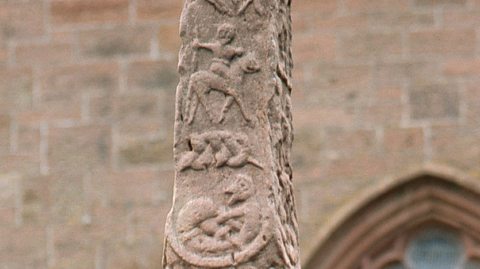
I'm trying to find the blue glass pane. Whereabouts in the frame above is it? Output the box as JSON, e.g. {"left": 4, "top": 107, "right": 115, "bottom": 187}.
{"left": 384, "top": 262, "right": 405, "bottom": 269}
{"left": 465, "top": 259, "right": 480, "bottom": 269}
{"left": 407, "top": 229, "right": 464, "bottom": 269}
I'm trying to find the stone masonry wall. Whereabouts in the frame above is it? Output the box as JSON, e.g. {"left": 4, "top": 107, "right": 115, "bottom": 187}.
{"left": 0, "top": 0, "right": 479, "bottom": 268}
{"left": 292, "top": 0, "right": 480, "bottom": 260}
{"left": 0, "top": 1, "right": 181, "bottom": 268}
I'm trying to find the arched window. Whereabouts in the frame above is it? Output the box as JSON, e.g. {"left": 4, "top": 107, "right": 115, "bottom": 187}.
{"left": 305, "top": 167, "right": 480, "bottom": 269}
{"left": 368, "top": 226, "right": 480, "bottom": 269}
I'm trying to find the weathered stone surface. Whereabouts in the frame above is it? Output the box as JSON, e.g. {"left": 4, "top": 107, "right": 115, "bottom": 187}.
{"left": 163, "top": 0, "right": 299, "bottom": 268}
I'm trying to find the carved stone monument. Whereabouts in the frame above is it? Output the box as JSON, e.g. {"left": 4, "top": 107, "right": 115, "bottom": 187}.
{"left": 163, "top": 0, "right": 299, "bottom": 268}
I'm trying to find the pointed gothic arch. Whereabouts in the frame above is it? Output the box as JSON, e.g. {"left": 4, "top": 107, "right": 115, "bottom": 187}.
{"left": 305, "top": 165, "right": 480, "bottom": 269}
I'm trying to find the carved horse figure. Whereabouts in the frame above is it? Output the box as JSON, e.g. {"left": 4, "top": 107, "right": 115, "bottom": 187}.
{"left": 184, "top": 23, "right": 261, "bottom": 125}
{"left": 184, "top": 52, "right": 260, "bottom": 125}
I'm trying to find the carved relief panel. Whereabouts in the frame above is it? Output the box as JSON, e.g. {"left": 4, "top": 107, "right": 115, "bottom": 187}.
{"left": 164, "top": 0, "right": 298, "bottom": 268}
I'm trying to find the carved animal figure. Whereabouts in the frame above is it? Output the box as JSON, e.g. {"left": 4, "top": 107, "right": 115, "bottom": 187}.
{"left": 219, "top": 174, "right": 262, "bottom": 248}
{"left": 178, "top": 131, "right": 263, "bottom": 171}
{"left": 175, "top": 175, "right": 262, "bottom": 256}
{"left": 177, "top": 198, "right": 234, "bottom": 253}
{"left": 184, "top": 23, "right": 260, "bottom": 125}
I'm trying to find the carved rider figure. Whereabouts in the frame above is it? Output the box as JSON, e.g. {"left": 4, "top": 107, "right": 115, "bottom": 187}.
{"left": 185, "top": 24, "right": 260, "bottom": 125}
{"left": 193, "top": 23, "right": 245, "bottom": 79}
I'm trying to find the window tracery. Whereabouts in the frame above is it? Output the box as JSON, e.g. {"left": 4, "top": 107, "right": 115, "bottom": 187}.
{"left": 374, "top": 228, "right": 480, "bottom": 269}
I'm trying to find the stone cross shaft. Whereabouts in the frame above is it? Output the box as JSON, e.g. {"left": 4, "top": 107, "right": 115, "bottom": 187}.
{"left": 163, "top": 0, "right": 299, "bottom": 268}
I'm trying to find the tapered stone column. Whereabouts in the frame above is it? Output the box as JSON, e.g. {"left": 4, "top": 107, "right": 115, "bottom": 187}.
{"left": 163, "top": 0, "right": 299, "bottom": 268}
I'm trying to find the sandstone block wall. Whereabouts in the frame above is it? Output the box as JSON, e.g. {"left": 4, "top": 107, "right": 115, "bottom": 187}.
{"left": 0, "top": 1, "right": 181, "bottom": 268}
{"left": 292, "top": 0, "right": 480, "bottom": 259}
{"left": 0, "top": 0, "right": 479, "bottom": 268}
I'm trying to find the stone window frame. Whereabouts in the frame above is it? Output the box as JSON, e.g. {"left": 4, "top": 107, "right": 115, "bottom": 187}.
{"left": 304, "top": 165, "right": 480, "bottom": 269}
{"left": 365, "top": 224, "right": 480, "bottom": 269}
